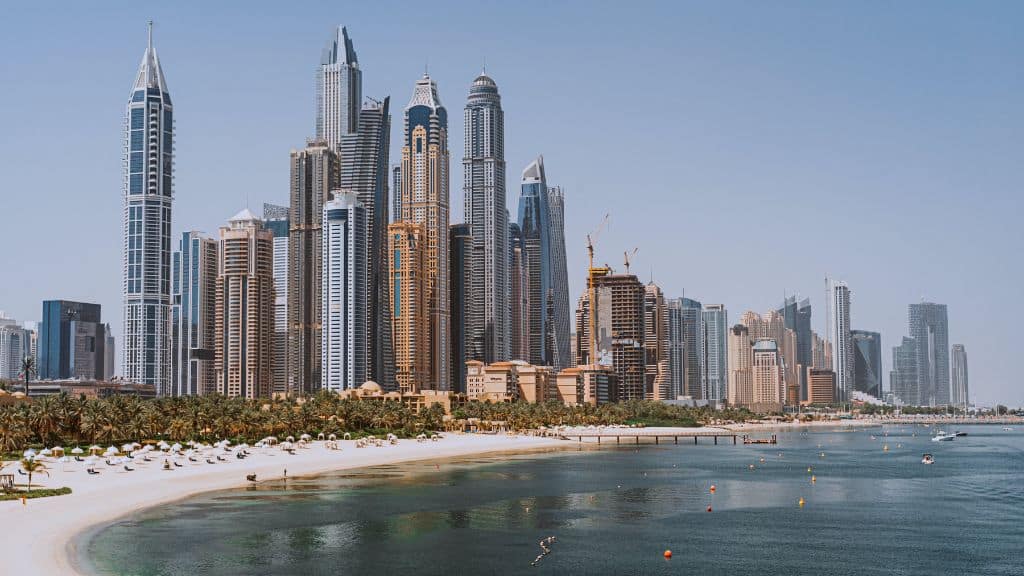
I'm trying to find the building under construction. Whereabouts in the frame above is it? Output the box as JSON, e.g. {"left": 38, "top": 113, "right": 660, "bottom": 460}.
{"left": 575, "top": 270, "right": 646, "bottom": 401}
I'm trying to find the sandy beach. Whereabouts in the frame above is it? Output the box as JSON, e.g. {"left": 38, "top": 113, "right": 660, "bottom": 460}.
{"left": 0, "top": 434, "right": 566, "bottom": 576}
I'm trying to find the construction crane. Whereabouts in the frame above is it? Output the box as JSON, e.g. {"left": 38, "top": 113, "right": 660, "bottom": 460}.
{"left": 623, "top": 247, "right": 639, "bottom": 275}
{"left": 586, "top": 215, "right": 611, "bottom": 366}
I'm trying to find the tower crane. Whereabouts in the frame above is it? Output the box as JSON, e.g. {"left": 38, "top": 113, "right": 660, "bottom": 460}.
{"left": 623, "top": 247, "right": 639, "bottom": 275}
{"left": 586, "top": 215, "right": 611, "bottom": 366}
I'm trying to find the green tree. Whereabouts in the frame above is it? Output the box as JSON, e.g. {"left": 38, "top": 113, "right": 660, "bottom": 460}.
{"left": 20, "top": 457, "right": 49, "bottom": 493}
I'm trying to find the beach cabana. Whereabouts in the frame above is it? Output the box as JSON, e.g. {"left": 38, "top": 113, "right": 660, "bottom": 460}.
{"left": 71, "top": 447, "right": 84, "bottom": 455}
{"left": 89, "top": 445, "right": 103, "bottom": 455}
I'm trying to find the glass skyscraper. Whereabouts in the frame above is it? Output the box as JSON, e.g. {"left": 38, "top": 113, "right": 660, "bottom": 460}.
{"left": 851, "top": 329, "right": 882, "bottom": 399}
{"left": 263, "top": 204, "right": 290, "bottom": 395}
{"left": 827, "top": 279, "right": 853, "bottom": 401}
{"left": 682, "top": 297, "right": 705, "bottom": 399}
{"left": 40, "top": 300, "right": 107, "bottom": 381}
{"left": 321, "top": 192, "right": 368, "bottom": 392}
{"left": 518, "top": 156, "right": 553, "bottom": 366}
{"left": 778, "top": 296, "right": 812, "bottom": 401}
{"left": 909, "top": 302, "right": 950, "bottom": 406}
{"left": 951, "top": 344, "right": 968, "bottom": 408}
{"left": 170, "top": 231, "right": 217, "bottom": 396}
{"left": 547, "top": 186, "right": 571, "bottom": 371}
{"left": 702, "top": 304, "right": 728, "bottom": 401}
{"left": 122, "top": 22, "right": 173, "bottom": 393}
{"left": 316, "top": 26, "right": 361, "bottom": 151}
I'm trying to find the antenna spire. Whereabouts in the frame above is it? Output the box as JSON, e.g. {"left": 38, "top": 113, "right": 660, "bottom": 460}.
{"left": 147, "top": 20, "right": 153, "bottom": 51}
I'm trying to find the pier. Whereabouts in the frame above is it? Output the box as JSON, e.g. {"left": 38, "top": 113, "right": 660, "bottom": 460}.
{"left": 563, "top": 428, "right": 740, "bottom": 445}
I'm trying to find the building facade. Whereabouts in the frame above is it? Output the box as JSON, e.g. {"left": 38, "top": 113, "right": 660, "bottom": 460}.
{"left": 643, "top": 283, "right": 669, "bottom": 400}
{"left": 806, "top": 368, "right": 836, "bottom": 404}
{"left": 702, "top": 304, "right": 728, "bottom": 401}
{"left": 170, "top": 231, "right": 217, "bottom": 396}
{"left": 462, "top": 73, "right": 508, "bottom": 364}
{"left": 890, "top": 336, "right": 918, "bottom": 405}
{"left": 547, "top": 186, "right": 571, "bottom": 371}
{"left": 751, "top": 339, "right": 784, "bottom": 407}
{"left": 399, "top": 74, "right": 450, "bottom": 390}
{"left": 827, "top": 279, "right": 853, "bottom": 401}
{"left": 727, "top": 324, "right": 752, "bottom": 407}
{"left": 215, "top": 210, "right": 273, "bottom": 398}
{"left": 666, "top": 299, "right": 685, "bottom": 399}
{"left": 449, "top": 224, "right": 472, "bottom": 393}
{"left": 0, "top": 322, "right": 31, "bottom": 380}
{"left": 851, "top": 329, "right": 882, "bottom": 399}
{"left": 575, "top": 272, "right": 646, "bottom": 400}
{"left": 122, "top": 23, "right": 173, "bottom": 392}
{"left": 950, "top": 344, "right": 968, "bottom": 408}
{"left": 778, "top": 296, "right": 812, "bottom": 401}
{"left": 909, "top": 302, "right": 950, "bottom": 406}
{"left": 321, "top": 192, "right": 367, "bottom": 392}
{"left": 680, "top": 298, "right": 705, "bottom": 399}
{"left": 389, "top": 221, "right": 430, "bottom": 393}
{"left": 39, "top": 301, "right": 107, "bottom": 381}
{"left": 288, "top": 142, "right": 341, "bottom": 394}
{"left": 508, "top": 222, "right": 530, "bottom": 361}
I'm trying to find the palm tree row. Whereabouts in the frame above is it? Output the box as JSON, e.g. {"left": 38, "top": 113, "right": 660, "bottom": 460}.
{"left": 0, "top": 391, "right": 751, "bottom": 453}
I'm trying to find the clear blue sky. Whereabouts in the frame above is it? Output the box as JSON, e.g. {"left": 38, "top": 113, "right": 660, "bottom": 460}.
{"left": 1, "top": 1, "right": 1021, "bottom": 405}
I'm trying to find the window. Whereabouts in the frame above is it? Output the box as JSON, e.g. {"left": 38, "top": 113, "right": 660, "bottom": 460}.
{"left": 131, "top": 108, "right": 145, "bottom": 130}
{"left": 393, "top": 249, "right": 401, "bottom": 270}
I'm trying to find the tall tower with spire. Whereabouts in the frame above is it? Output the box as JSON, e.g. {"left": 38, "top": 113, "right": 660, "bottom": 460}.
{"left": 399, "top": 74, "right": 450, "bottom": 390}
{"left": 462, "top": 71, "right": 508, "bottom": 365}
{"left": 122, "top": 22, "right": 174, "bottom": 393}
{"left": 316, "top": 26, "right": 361, "bottom": 151}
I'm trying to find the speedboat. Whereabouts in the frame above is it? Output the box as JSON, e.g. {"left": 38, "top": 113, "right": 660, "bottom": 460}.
{"left": 953, "top": 431, "right": 968, "bottom": 437}
{"left": 931, "top": 433, "right": 955, "bottom": 442}
{"left": 1003, "top": 427, "right": 1014, "bottom": 431}
{"left": 921, "top": 453, "right": 934, "bottom": 465}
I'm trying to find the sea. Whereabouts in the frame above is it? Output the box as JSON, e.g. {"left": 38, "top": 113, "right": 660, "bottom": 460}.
{"left": 82, "top": 424, "right": 1024, "bottom": 575}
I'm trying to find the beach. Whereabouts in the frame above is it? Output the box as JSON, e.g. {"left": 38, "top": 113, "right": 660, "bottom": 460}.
{"left": 0, "top": 434, "right": 565, "bottom": 576}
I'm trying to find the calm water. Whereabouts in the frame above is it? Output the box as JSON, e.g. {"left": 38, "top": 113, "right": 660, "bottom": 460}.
{"left": 84, "top": 425, "right": 1024, "bottom": 575}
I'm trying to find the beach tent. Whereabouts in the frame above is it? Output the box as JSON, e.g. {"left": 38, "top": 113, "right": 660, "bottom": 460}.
{"left": 71, "top": 447, "right": 84, "bottom": 455}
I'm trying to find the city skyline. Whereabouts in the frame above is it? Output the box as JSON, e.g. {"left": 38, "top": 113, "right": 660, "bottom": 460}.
{"left": 2, "top": 3, "right": 1021, "bottom": 405}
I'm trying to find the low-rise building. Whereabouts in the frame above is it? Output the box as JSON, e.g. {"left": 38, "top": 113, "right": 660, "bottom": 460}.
{"left": 805, "top": 368, "right": 836, "bottom": 405}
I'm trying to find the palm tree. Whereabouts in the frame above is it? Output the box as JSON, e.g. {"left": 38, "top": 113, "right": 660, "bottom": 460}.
{"left": 19, "top": 356, "right": 35, "bottom": 396}
{"left": 20, "top": 457, "right": 48, "bottom": 493}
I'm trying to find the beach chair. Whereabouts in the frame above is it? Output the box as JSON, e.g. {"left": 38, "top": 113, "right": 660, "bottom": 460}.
{"left": 123, "top": 465, "right": 135, "bottom": 472}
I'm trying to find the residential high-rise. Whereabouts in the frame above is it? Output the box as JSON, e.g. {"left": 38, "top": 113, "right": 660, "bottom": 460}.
{"left": 666, "top": 299, "right": 685, "bottom": 399}
{"left": 103, "top": 329, "right": 115, "bottom": 380}
{"left": 339, "top": 97, "right": 393, "bottom": 389}
{"left": 263, "top": 204, "right": 290, "bottom": 395}
{"left": 392, "top": 166, "right": 402, "bottom": 222}
{"left": 806, "top": 368, "right": 836, "bottom": 404}
{"left": 122, "top": 22, "right": 173, "bottom": 392}
{"left": 288, "top": 142, "right": 341, "bottom": 394}
{"left": 643, "top": 283, "right": 669, "bottom": 400}
{"left": 389, "top": 222, "right": 429, "bottom": 393}
{"left": 462, "top": 72, "right": 508, "bottom": 364}
{"left": 680, "top": 298, "right": 705, "bottom": 399}
{"left": 316, "top": 26, "right": 361, "bottom": 151}
{"left": 851, "top": 329, "right": 882, "bottom": 399}
{"left": 170, "top": 231, "right": 217, "bottom": 396}
{"left": 727, "top": 324, "right": 752, "bottom": 407}
{"left": 508, "top": 223, "right": 530, "bottom": 361}
{"left": 909, "top": 302, "right": 950, "bottom": 406}
{"left": 215, "top": 210, "right": 273, "bottom": 398}
{"left": 751, "top": 339, "right": 784, "bottom": 407}
{"left": 518, "top": 156, "right": 553, "bottom": 366}
{"left": 399, "top": 74, "right": 450, "bottom": 389}
{"left": 811, "top": 330, "right": 831, "bottom": 370}
{"left": 702, "top": 304, "right": 728, "bottom": 401}
{"left": 0, "top": 319, "right": 31, "bottom": 380}
{"left": 826, "top": 279, "right": 853, "bottom": 401}
{"left": 547, "top": 186, "right": 571, "bottom": 371}
{"left": 951, "top": 344, "right": 968, "bottom": 408}
{"left": 39, "top": 301, "right": 107, "bottom": 381}
{"left": 449, "top": 223, "right": 473, "bottom": 393}
{"left": 575, "top": 272, "right": 646, "bottom": 400}
{"left": 321, "top": 192, "right": 367, "bottom": 392}
{"left": 890, "top": 336, "right": 918, "bottom": 405}
{"left": 778, "top": 296, "right": 812, "bottom": 400}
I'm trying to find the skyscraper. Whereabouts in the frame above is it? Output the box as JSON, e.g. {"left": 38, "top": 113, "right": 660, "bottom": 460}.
{"left": 400, "top": 74, "right": 450, "bottom": 389}
{"left": 122, "top": 22, "right": 173, "bottom": 392}
{"left": 826, "top": 279, "right": 853, "bottom": 401}
{"left": 666, "top": 299, "right": 685, "bottom": 399}
{"left": 321, "top": 192, "right": 367, "bottom": 392}
{"left": 518, "top": 156, "right": 552, "bottom": 366}
{"left": 449, "top": 223, "right": 472, "bottom": 393}
{"left": 508, "top": 223, "right": 530, "bottom": 361}
{"left": 463, "top": 72, "right": 508, "bottom": 364}
{"left": 575, "top": 272, "right": 646, "bottom": 400}
{"left": 216, "top": 210, "right": 273, "bottom": 398}
{"left": 751, "top": 339, "right": 784, "bottom": 407}
{"left": 851, "top": 329, "right": 882, "bottom": 399}
{"left": 288, "top": 142, "right": 341, "bottom": 394}
{"left": 316, "top": 26, "right": 361, "bottom": 151}
{"left": 909, "top": 302, "right": 950, "bottom": 406}
{"left": 170, "top": 231, "right": 217, "bottom": 396}
{"left": 951, "top": 344, "right": 968, "bottom": 408}
{"left": 339, "top": 97, "right": 394, "bottom": 389}
{"left": 643, "top": 283, "right": 669, "bottom": 400}
{"left": 39, "top": 301, "right": 107, "bottom": 381}
{"left": 727, "top": 324, "right": 752, "bottom": 407}
{"left": 890, "top": 336, "right": 918, "bottom": 405}
{"left": 680, "top": 298, "right": 705, "bottom": 399}
{"left": 778, "top": 296, "right": 812, "bottom": 400}
{"left": 547, "top": 186, "right": 571, "bottom": 371}
{"left": 0, "top": 320, "right": 31, "bottom": 381}
{"left": 702, "top": 304, "right": 728, "bottom": 402}
{"left": 262, "top": 204, "right": 290, "bottom": 395}
{"left": 389, "top": 221, "right": 429, "bottom": 393}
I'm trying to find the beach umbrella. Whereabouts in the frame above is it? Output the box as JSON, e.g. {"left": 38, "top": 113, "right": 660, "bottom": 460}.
{"left": 85, "top": 455, "right": 99, "bottom": 465}
{"left": 105, "top": 447, "right": 118, "bottom": 456}
{"left": 59, "top": 456, "right": 70, "bottom": 463}
{"left": 121, "top": 443, "right": 135, "bottom": 454}
{"left": 71, "top": 447, "right": 84, "bottom": 455}
{"left": 300, "top": 434, "right": 312, "bottom": 441}
{"left": 40, "top": 448, "right": 53, "bottom": 457}
{"left": 23, "top": 448, "right": 37, "bottom": 458}
{"left": 171, "top": 443, "right": 182, "bottom": 452}
{"left": 89, "top": 445, "right": 102, "bottom": 454}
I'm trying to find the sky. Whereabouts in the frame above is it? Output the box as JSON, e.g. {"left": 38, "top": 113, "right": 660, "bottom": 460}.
{"left": 1, "top": 1, "right": 1021, "bottom": 406}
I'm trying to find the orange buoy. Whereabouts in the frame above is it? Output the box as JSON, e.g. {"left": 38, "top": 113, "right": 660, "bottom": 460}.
{"left": 798, "top": 497, "right": 805, "bottom": 507}
{"left": 811, "top": 475, "right": 816, "bottom": 483}
{"left": 706, "top": 506, "right": 713, "bottom": 512}
{"left": 664, "top": 550, "right": 673, "bottom": 559}
{"left": 709, "top": 485, "right": 716, "bottom": 493}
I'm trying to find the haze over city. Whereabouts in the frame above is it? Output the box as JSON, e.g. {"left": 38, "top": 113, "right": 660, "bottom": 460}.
{"left": 1, "top": 1, "right": 1021, "bottom": 405}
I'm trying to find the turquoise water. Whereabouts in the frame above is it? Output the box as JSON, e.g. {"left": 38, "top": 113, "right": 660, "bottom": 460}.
{"left": 84, "top": 425, "right": 1024, "bottom": 575}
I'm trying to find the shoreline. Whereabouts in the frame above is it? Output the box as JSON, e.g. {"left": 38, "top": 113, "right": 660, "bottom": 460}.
{"left": 0, "top": 434, "right": 567, "bottom": 576}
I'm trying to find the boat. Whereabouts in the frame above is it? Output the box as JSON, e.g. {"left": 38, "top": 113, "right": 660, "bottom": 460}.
{"left": 953, "top": 431, "right": 968, "bottom": 437}
{"left": 1003, "top": 427, "right": 1014, "bottom": 431}
{"left": 931, "top": 433, "right": 955, "bottom": 442}
{"left": 921, "top": 454, "right": 934, "bottom": 465}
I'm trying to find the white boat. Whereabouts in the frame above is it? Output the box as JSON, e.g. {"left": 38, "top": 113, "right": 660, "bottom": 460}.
{"left": 921, "top": 453, "right": 934, "bottom": 465}
{"left": 931, "top": 433, "right": 955, "bottom": 442}
{"left": 1003, "top": 427, "right": 1014, "bottom": 431}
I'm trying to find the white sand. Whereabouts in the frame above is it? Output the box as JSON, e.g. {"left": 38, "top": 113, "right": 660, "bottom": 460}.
{"left": 0, "top": 434, "right": 565, "bottom": 575}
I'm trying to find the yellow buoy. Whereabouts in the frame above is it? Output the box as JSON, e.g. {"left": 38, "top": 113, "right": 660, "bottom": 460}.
{"left": 807, "top": 466, "right": 812, "bottom": 473}
{"left": 883, "top": 445, "right": 889, "bottom": 451}
{"left": 811, "top": 475, "right": 816, "bottom": 483}
{"left": 798, "top": 497, "right": 805, "bottom": 507}
{"left": 749, "top": 464, "right": 755, "bottom": 470}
